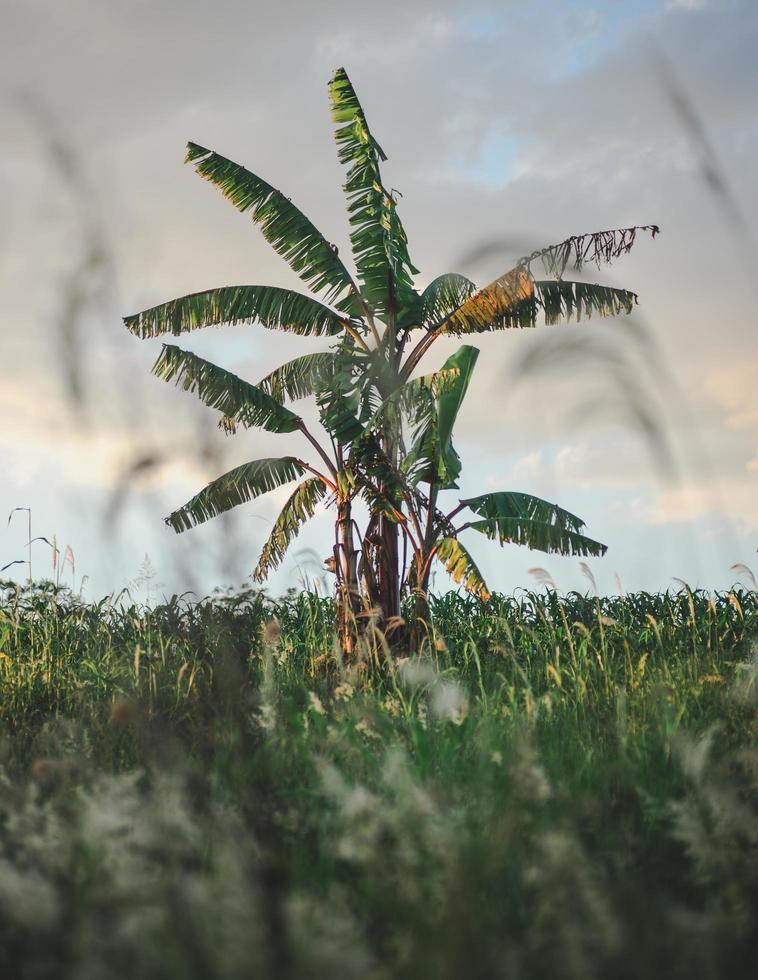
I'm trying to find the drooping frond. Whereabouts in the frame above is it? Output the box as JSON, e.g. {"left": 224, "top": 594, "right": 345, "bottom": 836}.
{"left": 519, "top": 224, "right": 660, "bottom": 277}
{"left": 534, "top": 280, "right": 637, "bottom": 323}
{"left": 437, "top": 267, "right": 535, "bottom": 334}
{"left": 166, "top": 457, "right": 306, "bottom": 532}
{"left": 258, "top": 351, "right": 340, "bottom": 403}
{"left": 435, "top": 273, "right": 637, "bottom": 335}
{"left": 420, "top": 273, "right": 477, "bottom": 328}
{"left": 124, "top": 285, "right": 348, "bottom": 340}
{"left": 469, "top": 518, "right": 607, "bottom": 557}
{"left": 152, "top": 345, "right": 300, "bottom": 434}
{"left": 328, "top": 68, "right": 419, "bottom": 317}
{"left": 185, "top": 143, "right": 358, "bottom": 308}
{"left": 252, "top": 478, "right": 326, "bottom": 582}
{"left": 435, "top": 537, "right": 491, "bottom": 600}
{"left": 460, "top": 491, "right": 607, "bottom": 557}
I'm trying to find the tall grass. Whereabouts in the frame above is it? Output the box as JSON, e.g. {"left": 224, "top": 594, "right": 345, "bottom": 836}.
{"left": 0, "top": 579, "right": 756, "bottom": 978}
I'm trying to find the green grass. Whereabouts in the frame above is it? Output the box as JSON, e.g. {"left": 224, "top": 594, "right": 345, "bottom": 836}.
{"left": 0, "top": 579, "right": 757, "bottom": 979}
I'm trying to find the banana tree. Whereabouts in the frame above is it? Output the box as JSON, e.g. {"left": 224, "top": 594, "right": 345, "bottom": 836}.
{"left": 123, "top": 65, "right": 656, "bottom": 651}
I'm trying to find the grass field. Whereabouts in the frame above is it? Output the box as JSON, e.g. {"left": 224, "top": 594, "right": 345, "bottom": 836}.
{"left": 0, "top": 579, "right": 757, "bottom": 979}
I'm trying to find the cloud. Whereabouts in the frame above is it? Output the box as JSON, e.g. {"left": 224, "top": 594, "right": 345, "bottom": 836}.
{"left": 489, "top": 440, "right": 652, "bottom": 495}
{"left": 0, "top": 376, "right": 208, "bottom": 495}
{"left": 703, "top": 356, "right": 758, "bottom": 433}
{"left": 618, "top": 476, "right": 758, "bottom": 534}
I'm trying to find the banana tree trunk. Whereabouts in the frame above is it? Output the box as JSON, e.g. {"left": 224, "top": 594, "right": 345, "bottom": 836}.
{"left": 406, "top": 552, "right": 432, "bottom": 654}
{"left": 377, "top": 514, "right": 400, "bottom": 623}
{"left": 376, "top": 414, "right": 402, "bottom": 632}
{"left": 335, "top": 497, "right": 360, "bottom": 658}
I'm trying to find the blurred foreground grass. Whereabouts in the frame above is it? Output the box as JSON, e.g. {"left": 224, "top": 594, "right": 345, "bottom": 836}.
{"left": 0, "top": 580, "right": 757, "bottom": 979}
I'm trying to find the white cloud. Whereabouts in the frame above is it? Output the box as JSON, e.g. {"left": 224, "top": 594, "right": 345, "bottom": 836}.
{"left": 703, "top": 356, "right": 758, "bottom": 433}
{"left": 612, "top": 474, "right": 758, "bottom": 534}
{"left": 510, "top": 450, "right": 545, "bottom": 483}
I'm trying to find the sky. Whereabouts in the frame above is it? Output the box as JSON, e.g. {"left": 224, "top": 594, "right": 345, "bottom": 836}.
{"left": 1, "top": 0, "right": 757, "bottom": 602}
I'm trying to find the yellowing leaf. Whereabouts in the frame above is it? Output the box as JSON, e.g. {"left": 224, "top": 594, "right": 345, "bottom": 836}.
{"left": 441, "top": 267, "right": 534, "bottom": 334}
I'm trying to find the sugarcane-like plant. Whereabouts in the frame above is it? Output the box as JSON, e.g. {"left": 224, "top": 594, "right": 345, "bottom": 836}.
{"left": 123, "top": 67, "right": 657, "bottom": 653}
